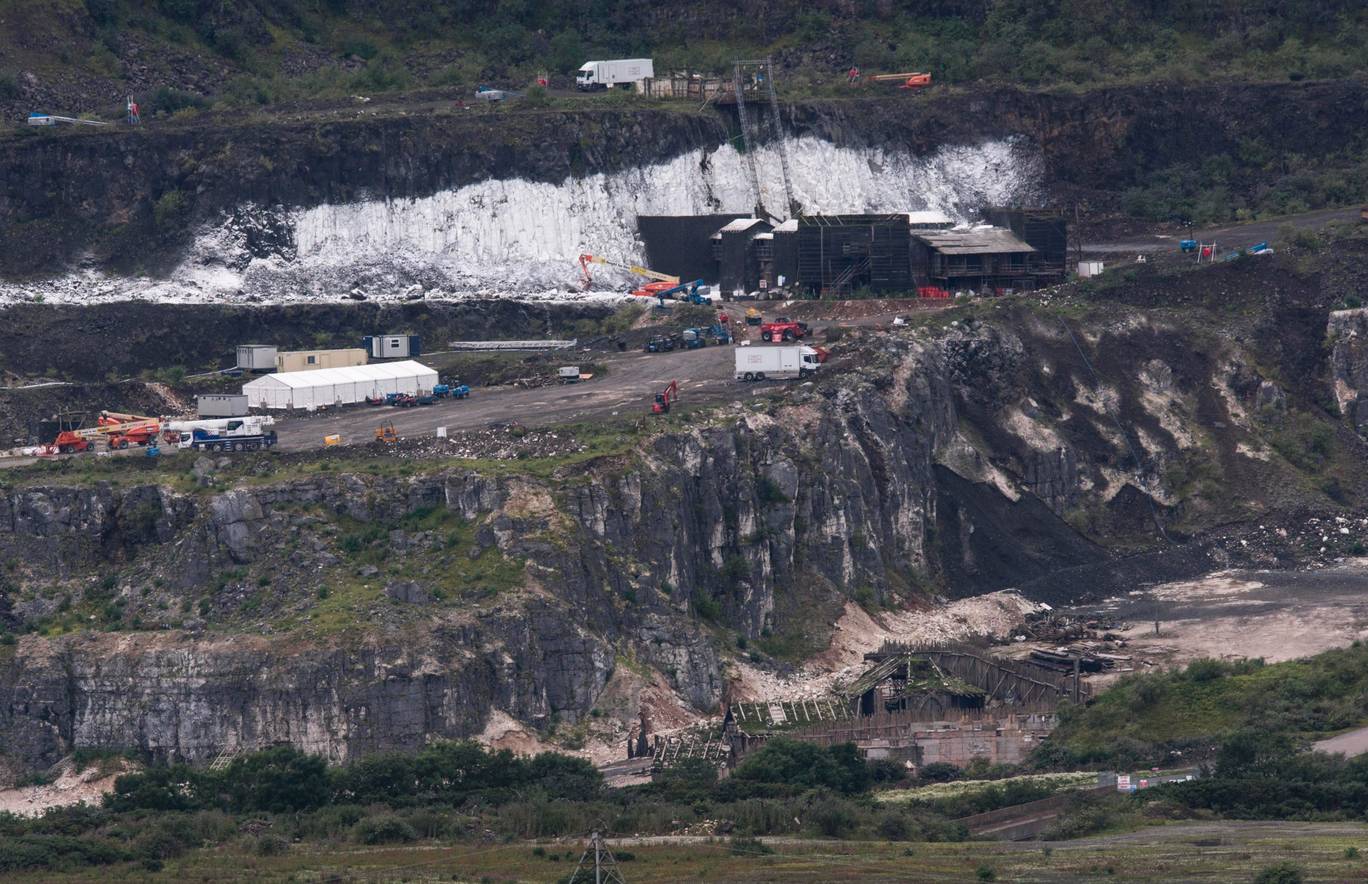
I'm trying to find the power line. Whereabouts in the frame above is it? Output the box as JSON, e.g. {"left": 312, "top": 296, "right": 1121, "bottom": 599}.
{"left": 568, "top": 829, "right": 629, "bottom": 884}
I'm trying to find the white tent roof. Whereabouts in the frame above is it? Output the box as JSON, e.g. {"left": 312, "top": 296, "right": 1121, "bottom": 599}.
{"left": 244, "top": 360, "right": 433, "bottom": 390}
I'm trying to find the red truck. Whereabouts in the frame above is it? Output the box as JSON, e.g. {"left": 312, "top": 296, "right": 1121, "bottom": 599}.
{"left": 760, "top": 317, "right": 809, "bottom": 342}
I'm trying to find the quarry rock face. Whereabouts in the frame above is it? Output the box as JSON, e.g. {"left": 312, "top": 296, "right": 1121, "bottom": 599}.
{"left": 0, "top": 338, "right": 983, "bottom": 768}
{"left": 1, "top": 299, "right": 1357, "bottom": 771}
{"left": 1330, "top": 308, "right": 1368, "bottom": 431}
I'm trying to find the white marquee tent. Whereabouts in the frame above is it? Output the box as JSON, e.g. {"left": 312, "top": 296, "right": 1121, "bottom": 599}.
{"left": 242, "top": 360, "right": 438, "bottom": 410}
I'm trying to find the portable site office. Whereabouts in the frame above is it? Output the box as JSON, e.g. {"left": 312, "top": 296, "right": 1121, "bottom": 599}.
{"left": 242, "top": 360, "right": 438, "bottom": 410}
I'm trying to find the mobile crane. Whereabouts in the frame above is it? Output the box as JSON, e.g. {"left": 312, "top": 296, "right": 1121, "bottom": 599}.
{"left": 578, "top": 253, "right": 679, "bottom": 290}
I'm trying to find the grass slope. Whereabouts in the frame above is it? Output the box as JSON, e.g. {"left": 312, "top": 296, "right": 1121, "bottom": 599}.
{"left": 1045, "top": 643, "right": 1368, "bottom": 769}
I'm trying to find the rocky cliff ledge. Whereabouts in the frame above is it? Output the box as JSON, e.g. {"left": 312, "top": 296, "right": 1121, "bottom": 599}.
{"left": 4, "top": 282, "right": 1365, "bottom": 772}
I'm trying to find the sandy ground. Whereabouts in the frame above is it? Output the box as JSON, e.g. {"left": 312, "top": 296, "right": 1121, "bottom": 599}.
{"left": 729, "top": 591, "right": 1041, "bottom": 702}
{"left": 1078, "top": 559, "right": 1368, "bottom": 671}
{"left": 0, "top": 758, "right": 137, "bottom": 817}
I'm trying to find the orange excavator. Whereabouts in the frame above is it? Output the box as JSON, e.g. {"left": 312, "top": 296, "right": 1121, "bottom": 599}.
{"left": 578, "top": 253, "right": 679, "bottom": 292}
{"left": 651, "top": 380, "right": 679, "bottom": 415}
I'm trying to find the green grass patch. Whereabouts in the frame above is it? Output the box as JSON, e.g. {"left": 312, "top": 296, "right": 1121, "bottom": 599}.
{"left": 875, "top": 771, "right": 1099, "bottom": 805}
{"left": 285, "top": 504, "right": 526, "bottom": 636}
{"left": 1042, "top": 646, "right": 1368, "bottom": 770}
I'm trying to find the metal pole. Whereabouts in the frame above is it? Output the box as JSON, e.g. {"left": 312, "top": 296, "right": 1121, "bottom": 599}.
{"left": 594, "top": 831, "right": 602, "bottom": 884}
{"left": 733, "top": 64, "right": 766, "bottom": 219}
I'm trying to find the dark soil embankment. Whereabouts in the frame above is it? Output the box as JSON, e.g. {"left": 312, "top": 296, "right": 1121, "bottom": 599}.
{"left": 0, "top": 382, "right": 176, "bottom": 447}
{"left": 0, "top": 107, "right": 726, "bottom": 277}
{"left": 3, "top": 79, "right": 1366, "bottom": 278}
{"left": 0, "top": 300, "right": 613, "bottom": 382}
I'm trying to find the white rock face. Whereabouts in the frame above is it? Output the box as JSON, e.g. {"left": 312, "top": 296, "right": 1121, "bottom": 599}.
{"left": 0, "top": 136, "right": 1040, "bottom": 305}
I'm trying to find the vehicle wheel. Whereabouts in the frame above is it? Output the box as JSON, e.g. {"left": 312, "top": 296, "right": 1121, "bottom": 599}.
{"left": 755, "top": 372, "right": 766, "bottom": 381}
{"left": 782, "top": 330, "right": 794, "bottom": 342}
{"left": 743, "top": 372, "right": 755, "bottom": 382}
{"left": 761, "top": 332, "right": 772, "bottom": 342}
{"left": 210, "top": 443, "right": 221, "bottom": 452}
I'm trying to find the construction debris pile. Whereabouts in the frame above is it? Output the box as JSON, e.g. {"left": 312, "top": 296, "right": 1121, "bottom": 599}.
{"left": 374, "top": 424, "right": 594, "bottom": 461}
{"left": 1006, "top": 609, "right": 1135, "bottom": 674}
{"left": 1220, "top": 513, "right": 1368, "bottom": 568}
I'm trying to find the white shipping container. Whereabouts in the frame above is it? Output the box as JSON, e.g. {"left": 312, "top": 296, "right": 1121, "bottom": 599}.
{"left": 364, "top": 335, "right": 421, "bottom": 359}
{"left": 196, "top": 394, "right": 249, "bottom": 418}
{"left": 236, "top": 344, "right": 278, "bottom": 371}
{"left": 734, "top": 346, "right": 821, "bottom": 381}
{"left": 1077, "top": 261, "right": 1105, "bottom": 278}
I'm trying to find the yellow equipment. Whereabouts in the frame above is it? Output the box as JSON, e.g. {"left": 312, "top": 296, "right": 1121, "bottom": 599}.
{"left": 374, "top": 423, "right": 398, "bottom": 445}
{"left": 578, "top": 253, "right": 679, "bottom": 289}
{"left": 324, "top": 434, "right": 342, "bottom": 446}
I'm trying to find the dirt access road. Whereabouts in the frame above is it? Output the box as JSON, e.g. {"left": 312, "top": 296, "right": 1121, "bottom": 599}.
{"left": 273, "top": 300, "right": 933, "bottom": 451}
{"left": 1066, "top": 560, "right": 1368, "bottom": 687}
{"left": 1081, "top": 205, "right": 1360, "bottom": 255}
{"left": 273, "top": 342, "right": 744, "bottom": 451}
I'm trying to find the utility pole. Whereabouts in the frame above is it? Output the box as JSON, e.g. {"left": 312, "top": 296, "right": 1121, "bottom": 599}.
{"left": 568, "top": 830, "right": 627, "bottom": 884}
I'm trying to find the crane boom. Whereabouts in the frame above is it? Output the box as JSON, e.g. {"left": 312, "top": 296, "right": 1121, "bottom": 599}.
{"left": 578, "top": 253, "right": 679, "bottom": 288}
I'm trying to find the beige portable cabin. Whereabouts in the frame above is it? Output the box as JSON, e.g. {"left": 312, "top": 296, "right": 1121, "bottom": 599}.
{"left": 275, "top": 348, "right": 367, "bottom": 373}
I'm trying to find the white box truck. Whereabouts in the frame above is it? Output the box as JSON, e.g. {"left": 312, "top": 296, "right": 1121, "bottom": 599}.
{"left": 735, "top": 345, "right": 822, "bottom": 381}
{"left": 576, "top": 59, "right": 654, "bottom": 91}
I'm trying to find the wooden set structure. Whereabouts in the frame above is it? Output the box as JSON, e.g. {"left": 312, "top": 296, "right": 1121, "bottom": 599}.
{"left": 859, "top": 642, "right": 1091, "bottom": 706}
{"left": 650, "top": 644, "right": 1082, "bottom": 776}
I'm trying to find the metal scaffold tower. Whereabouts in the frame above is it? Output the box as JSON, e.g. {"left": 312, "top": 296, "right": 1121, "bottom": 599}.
{"left": 567, "top": 830, "right": 628, "bottom": 884}
{"left": 732, "top": 62, "right": 766, "bottom": 220}
{"left": 733, "top": 57, "right": 801, "bottom": 222}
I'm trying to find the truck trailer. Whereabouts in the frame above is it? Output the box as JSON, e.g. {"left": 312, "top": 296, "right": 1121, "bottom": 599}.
{"left": 576, "top": 59, "right": 654, "bottom": 91}
{"left": 734, "top": 345, "right": 823, "bottom": 381}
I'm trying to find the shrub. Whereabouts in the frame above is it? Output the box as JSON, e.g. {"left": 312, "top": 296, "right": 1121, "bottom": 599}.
{"left": 918, "top": 762, "right": 962, "bottom": 784}
{"left": 756, "top": 477, "right": 789, "bottom": 505}
{"left": 877, "top": 811, "right": 911, "bottom": 840}
{"left": 722, "top": 740, "right": 870, "bottom": 799}
{"left": 135, "top": 816, "right": 196, "bottom": 860}
{"left": 977, "top": 866, "right": 997, "bottom": 882}
{"left": 220, "top": 746, "right": 331, "bottom": 813}
{"left": 354, "top": 814, "right": 417, "bottom": 844}
{"left": 255, "top": 833, "right": 289, "bottom": 856}
{"left": 523, "top": 85, "right": 549, "bottom": 108}
{"left": 0, "top": 71, "right": 19, "bottom": 100}
{"left": 0, "top": 835, "right": 130, "bottom": 873}
{"left": 340, "top": 38, "right": 379, "bottom": 60}
{"left": 691, "top": 590, "right": 722, "bottom": 622}
{"left": 655, "top": 756, "right": 719, "bottom": 801}
{"left": 1185, "top": 657, "right": 1229, "bottom": 682}
{"left": 153, "top": 190, "right": 188, "bottom": 229}
{"left": 147, "top": 86, "right": 206, "bottom": 116}
{"left": 1254, "top": 863, "right": 1304, "bottom": 884}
